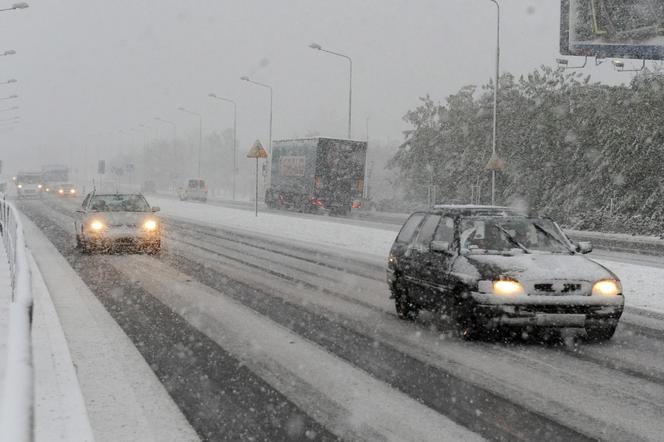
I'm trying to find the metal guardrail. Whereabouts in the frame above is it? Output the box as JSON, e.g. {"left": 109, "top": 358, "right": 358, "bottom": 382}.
{"left": 0, "top": 196, "right": 34, "bottom": 442}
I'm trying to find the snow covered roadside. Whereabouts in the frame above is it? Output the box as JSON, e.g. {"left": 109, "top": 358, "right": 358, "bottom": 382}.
{"left": 151, "top": 196, "right": 664, "bottom": 315}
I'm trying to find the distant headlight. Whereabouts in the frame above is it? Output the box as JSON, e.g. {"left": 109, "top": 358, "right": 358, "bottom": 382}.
{"left": 37, "top": 184, "right": 43, "bottom": 189}
{"left": 70, "top": 188, "right": 76, "bottom": 194}
{"left": 58, "top": 188, "right": 64, "bottom": 194}
{"left": 89, "top": 220, "right": 105, "bottom": 231}
{"left": 143, "top": 220, "right": 158, "bottom": 231}
{"left": 479, "top": 279, "right": 525, "bottom": 296}
{"left": 45, "top": 188, "right": 50, "bottom": 192}
{"left": 17, "top": 184, "right": 22, "bottom": 189}
{"left": 592, "top": 279, "right": 621, "bottom": 297}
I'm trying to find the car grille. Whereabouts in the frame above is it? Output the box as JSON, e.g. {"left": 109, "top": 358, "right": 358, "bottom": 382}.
{"left": 529, "top": 281, "right": 589, "bottom": 296}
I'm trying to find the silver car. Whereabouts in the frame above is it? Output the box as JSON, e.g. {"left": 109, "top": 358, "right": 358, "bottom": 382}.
{"left": 75, "top": 193, "right": 161, "bottom": 254}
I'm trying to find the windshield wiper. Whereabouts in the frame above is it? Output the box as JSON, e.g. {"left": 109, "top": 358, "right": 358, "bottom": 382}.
{"left": 492, "top": 225, "right": 530, "bottom": 254}
{"left": 533, "top": 223, "right": 573, "bottom": 253}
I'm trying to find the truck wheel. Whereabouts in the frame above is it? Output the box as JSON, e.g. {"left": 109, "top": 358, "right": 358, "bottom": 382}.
{"left": 584, "top": 323, "right": 617, "bottom": 342}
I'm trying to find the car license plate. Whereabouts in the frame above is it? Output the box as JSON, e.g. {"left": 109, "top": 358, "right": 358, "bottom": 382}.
{"left": 535, "top": 314, "right": 585, "bottom": 327}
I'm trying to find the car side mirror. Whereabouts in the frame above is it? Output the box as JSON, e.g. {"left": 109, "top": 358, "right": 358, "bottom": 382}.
{"left": 576, "top": 241, "right": 593, "bottom": 254}
{"left": 430, "top": 240, "right": 453, "bottom": 255}
{"left": 151, "top": 206, "right": 160, "bottom": 212}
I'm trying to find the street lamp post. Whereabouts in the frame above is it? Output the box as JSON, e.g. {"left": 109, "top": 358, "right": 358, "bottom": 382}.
{"left": 0, "top": 2, "right": 29, "bottom": 12}
{"left": 240, "top": 76, "right": 272, "bottom": 155}
{"left": 208, "top": 93, "right": 238, "bottom": 200}
{"left": 488, "top": 0, "right": 500, "bottom": 206}
{"left": 309, "top": 42, "right": 353, "bottom": 139}
{"left": 178, "top": 107, "right": 203, "bottom": 178}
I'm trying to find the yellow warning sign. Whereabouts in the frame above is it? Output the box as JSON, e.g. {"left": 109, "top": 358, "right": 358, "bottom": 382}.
{"left": 247, "top": 140, "right": 268, "bottom": 158}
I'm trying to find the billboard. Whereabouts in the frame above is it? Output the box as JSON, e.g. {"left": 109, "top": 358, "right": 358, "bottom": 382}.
{"left": 561, "top": 0, "right": 664, "bottom": 60}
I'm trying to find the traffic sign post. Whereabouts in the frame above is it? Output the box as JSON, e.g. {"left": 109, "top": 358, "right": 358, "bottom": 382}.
{"left": 246, "top": 140, "right": 268, "bottom": 217}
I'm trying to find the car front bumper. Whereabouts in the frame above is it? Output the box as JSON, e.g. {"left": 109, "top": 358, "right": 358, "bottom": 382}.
{"left": 470, "top": 292, "right": 624, "bottom": 328}
{"left": 82, "top": 228, "right": 160, "bottom": 248}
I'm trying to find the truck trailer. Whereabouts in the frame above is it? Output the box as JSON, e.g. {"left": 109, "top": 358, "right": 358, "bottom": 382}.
{"left": 264, "top": 137, "right": 367, "bottom": 216}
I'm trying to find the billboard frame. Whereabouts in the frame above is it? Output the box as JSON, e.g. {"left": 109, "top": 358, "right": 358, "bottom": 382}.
{"left": 560, "top": 0, "right": 664, "bottom": 61}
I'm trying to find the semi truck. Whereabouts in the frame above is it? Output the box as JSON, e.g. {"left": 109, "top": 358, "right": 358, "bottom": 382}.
{"left": 264, "top": 137, "right": 367, "bottom": 216}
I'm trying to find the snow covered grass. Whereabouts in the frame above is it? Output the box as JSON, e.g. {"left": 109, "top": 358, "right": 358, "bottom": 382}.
{"left": 150, "top": 196, "right": 664, "bottom": 314}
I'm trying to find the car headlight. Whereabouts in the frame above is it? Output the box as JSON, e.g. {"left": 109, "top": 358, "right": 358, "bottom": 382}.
{"left": 592, "top": 279, "right": 621, "bottom": 297}
{"left": 58, "top": 189, "right": 64, "bottom": 194}
{"left": 45, "top": 188, "right": 50, "bottom": 192}
{"left": 479, "top": 279, "right": 525, "bottom": 296}
{"left": 70, "top": 188, "right": 76, "bottom": 194}
{"left": 17, "top": 184, "right": 22, "bottom": 189}
{"left": 143, "top": 220, "right": 158, "bottom": 231}
{"left": 37, "top": 184, "right": 43, "bottom": 189}
{"left": 89, "top": 220, "right": 105, "bottom": 231}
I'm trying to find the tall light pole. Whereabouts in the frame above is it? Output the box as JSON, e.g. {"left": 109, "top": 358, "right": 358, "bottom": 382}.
{"left": 178, "top": 106, "right": 203, "bottom": 177}
{"left": 240, "top": 76, "right": 272, "bottom": 155}
{"left": 488, "top": 0, "right": 500, "bottom": 205}
{"left": 208, "top": 93, "right": 237, "bottom": 200}
{"left": 0, "top": 2, "right": 29, "bottom": 12}
{"left": 309, "top": 42, "right": 353, "bottom": 139}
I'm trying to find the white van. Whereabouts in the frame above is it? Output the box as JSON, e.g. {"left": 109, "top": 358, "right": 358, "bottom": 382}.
{"left": 178, "top": 178, "right": 208, "bottom": 202}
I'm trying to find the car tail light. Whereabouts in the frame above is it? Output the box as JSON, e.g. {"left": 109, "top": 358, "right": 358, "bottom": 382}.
{"left": 352, "top": 201, "right": 362, "bottom": 209}
{"left": 311, "top": 198, "right": 324, "bottom": 208}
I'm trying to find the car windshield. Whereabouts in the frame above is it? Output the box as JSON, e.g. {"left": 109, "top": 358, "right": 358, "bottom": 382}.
{"left": 17, "top": 175, "right": 40, "bottom": 184}
{"left": 90, "top": 194, "right": 150, "bottom": 212}
{"left": 460, "top": 216, "right": 572, "bottom": 254}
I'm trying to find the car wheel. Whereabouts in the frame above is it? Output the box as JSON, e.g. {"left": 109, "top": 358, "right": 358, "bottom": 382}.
{"left": 584, "top": 322, "right": 617, "bottom": 342}
{"left": 76, "top": 235, "right": 88, "bottom": 254}
{"left": 392, "top": 279, "right": 418, "bottom": 320}
{"left": 450, "top": 291, "right": 484, "bottom": 340}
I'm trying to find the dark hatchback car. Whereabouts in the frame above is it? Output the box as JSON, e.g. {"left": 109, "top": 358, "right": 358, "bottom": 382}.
{"left": 387, "top": 205, "right": 624, "bottom": 341}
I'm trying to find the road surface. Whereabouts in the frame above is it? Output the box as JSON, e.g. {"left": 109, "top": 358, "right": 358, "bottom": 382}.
{"left": 15, "top": 196, "right": 664, "bottom": 442}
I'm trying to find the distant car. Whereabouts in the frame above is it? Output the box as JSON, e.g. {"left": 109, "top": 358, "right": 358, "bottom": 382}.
{"left": 56, "top": 183, "right": 77, "bottom": 197}
{"left": 387, "top": 205, "right": 624, "bottom": 341}
{"left": 74, "top": 193, "right": 161, "bottom": 254}
{"left": 178, "top": 179, "right": 207, "bottom": 202}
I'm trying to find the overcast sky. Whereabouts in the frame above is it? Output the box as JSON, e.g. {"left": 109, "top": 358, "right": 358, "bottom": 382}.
{"left": 0, "top": 0, "right": 644, "bottom": 174}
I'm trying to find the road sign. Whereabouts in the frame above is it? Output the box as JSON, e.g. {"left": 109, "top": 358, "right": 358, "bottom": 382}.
{"left": 247, "top": 140, "right": 268, "bottom": 158}
{"left": 485, "top": 152, "right": 505, "bottom": 172}
{"left": 247, "top": 140, "right": 268, "bottom": 217}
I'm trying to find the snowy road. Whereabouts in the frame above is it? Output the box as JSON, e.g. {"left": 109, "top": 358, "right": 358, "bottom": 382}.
{"left": 16, "top": 197, "right": 664, "bottom": 442}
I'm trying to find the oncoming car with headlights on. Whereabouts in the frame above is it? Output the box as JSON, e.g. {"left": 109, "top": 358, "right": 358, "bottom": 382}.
{"left": 387, "top": 205, "right": 624, "bottom": 341}
{"left": 56, "top": 183, "right": 78, "bottom": 197}
{"left": 74, "top": 193, "right": 161, "bottom": 254}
